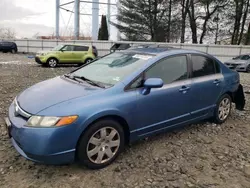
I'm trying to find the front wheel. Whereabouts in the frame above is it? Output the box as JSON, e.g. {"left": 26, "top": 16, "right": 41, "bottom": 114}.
{"left": 76, "top": 119, "right": 125, "bottom": 169}
{"left": 47, "top": 58, "right": 58, "bottom": 68}
{"left": 11, "top": 48, "right": 17, "bottom": 53}
{"left": 213, "top": 94, "right": 232, "bottom": 124}
{"left": 246, "top": 64, "right": 250, "bottom": 73}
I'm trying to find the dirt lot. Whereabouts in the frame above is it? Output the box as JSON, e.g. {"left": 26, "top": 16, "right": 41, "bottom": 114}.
{"left": 0, "top": 53, "right": 250, "bottom": 188}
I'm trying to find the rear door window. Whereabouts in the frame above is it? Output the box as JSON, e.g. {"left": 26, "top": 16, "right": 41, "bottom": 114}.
{"left": 191, "top": 55, "right": 219, "bottom": 78}
{"left": 74, "top": 46, "right": 89, "bottom": 51}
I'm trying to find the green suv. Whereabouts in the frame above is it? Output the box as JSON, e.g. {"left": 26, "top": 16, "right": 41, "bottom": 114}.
{"left": 35, "top": 44, "right": 98, "bottom": 67}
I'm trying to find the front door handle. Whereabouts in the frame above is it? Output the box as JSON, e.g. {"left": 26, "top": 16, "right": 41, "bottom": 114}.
{"left": 213, "top": 79, "right": 221, "bottom": 85}
{"left": 179, "top": 86, "right": 190, "bottom": 93}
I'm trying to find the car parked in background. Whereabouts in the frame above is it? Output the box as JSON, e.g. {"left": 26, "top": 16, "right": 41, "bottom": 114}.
{"left": 6, "top": 46, "right": 240, "bottom": 169}
{"left": 224, "top": 54, "right": 250, "bottom": 72}
{"left": 35, "top": 44, "right": 98, "bottom": 67}
{"left": 0, "top": 41, "right": 18, "bottom": 53}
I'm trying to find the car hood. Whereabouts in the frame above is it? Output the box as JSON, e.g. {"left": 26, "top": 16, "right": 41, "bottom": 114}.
{"left": 17, "top": 76, "right": 103, "bottom": 114}
{"left": 36, "top": 50, "right": 54, "bottom": 55}
{"left": 225, "top": 59, "right": 248, "bottom": 64}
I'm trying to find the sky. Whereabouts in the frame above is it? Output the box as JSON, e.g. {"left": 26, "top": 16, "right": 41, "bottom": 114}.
{"left": 0, "top": 0, "right": 118, "bottom": 40}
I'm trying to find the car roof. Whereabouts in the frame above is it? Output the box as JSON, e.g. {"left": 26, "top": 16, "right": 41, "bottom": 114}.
{"left": 125, "top": 46, "right": 209, "bottom": 56}
{"left": 61, "top": 43, "right": 90, "bottom": 46}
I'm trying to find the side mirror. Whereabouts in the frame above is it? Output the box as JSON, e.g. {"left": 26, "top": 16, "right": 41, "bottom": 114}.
{"left": 142, "top": 78, "right": 163, "bottom": 95}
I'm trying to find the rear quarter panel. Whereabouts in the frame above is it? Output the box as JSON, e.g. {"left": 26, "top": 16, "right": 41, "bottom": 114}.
{"left": 220, "top": 61, "right": 240, "bottom": 94}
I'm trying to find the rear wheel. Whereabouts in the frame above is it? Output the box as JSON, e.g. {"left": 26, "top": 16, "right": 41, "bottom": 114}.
{"left": 84, "top": 58, "right": 93, "bottom": 64}
{"left": 77, "top": 119, "right": 125, "bottom": 169}
{"left": 47, "top": 58, "right": 58, "bottom": 68}
{"left": 213, "top": 94, "right": 232, "bottom": 124}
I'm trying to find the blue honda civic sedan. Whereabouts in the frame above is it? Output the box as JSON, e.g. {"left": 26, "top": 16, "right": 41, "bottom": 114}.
{"left": 5, "top": 46, "right": 240, "bottom": 169}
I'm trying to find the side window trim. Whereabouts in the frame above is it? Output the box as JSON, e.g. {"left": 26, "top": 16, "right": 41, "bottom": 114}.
{"left": 125, "top": 54, "right": 190, "bottom": 91}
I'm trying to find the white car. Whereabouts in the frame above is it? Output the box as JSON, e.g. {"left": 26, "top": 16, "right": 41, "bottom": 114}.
{"left": 224, "top": 54, "right": 250, "bottom": 72}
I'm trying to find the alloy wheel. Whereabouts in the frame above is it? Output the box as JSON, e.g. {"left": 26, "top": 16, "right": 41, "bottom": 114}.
{"left": 87, "top": 127, "right": 120, "bottom": 164}
{"left": 48, "top": 59, "right": 57, "bottom": 67}
{"left": 218, "top": 98, "right": 231, "bottom": 121}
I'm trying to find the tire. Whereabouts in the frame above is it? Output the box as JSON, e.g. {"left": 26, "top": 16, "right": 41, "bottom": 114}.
{"left": 213, "top": 94, "right": 232, "bottom": 124}
{"left": 84, "top": 58, "right": 93, "bottom": 64}
{"left": 77, "top": 119, "right": 125, "bottom": 169}
{"left": 11, "top": 48, "right": 17, "bottom": 54}
{"left": 246, "top": 64, "right": 250, "bottom": 73}
{"left": 46, "top": 58, "right": 58, "bottom": 68}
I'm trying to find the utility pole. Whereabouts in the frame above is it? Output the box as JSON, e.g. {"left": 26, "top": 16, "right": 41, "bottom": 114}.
{"left": 107, "top": 0, "right": 111, "bottom": 37}
{"left": 117, "top": 0, "right": 121, "bottom": 41}
{"left": 74, "top": 0, "right": 80, "bottom": 40}
{"left": 92, "top": 0, "right": 99, "bottom": 40}
{"left": 56, "top": 0, "right": 60, "bottom": 39}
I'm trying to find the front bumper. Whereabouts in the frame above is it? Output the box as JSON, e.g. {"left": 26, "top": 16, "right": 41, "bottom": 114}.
{"left": 6, "top": 102, "right": 77, "bottom": 165}
{"left": 35, "top": 56, "right": 46, "bottom": 64}
{"left": 225, "top": 64, "right": 248, "bottom": 71}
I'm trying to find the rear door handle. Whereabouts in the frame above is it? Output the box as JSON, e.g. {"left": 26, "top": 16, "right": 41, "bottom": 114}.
{"left": 179, "top": 86, "right": 190, "bottom": 93}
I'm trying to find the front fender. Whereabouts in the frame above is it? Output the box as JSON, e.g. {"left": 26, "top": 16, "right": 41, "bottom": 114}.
{"left": 76, "top": 108, "right": 127, "bottom": 136}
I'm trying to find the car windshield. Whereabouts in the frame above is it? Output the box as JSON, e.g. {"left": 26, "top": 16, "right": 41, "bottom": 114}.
{"left": 233, "top": 55, "right": 250, "bottom": 60}
{"left": 71, "top": 52, "right": 154, "bottom": 86}
{"left": 52, "top": 45, "right": 64, "bottom": 51}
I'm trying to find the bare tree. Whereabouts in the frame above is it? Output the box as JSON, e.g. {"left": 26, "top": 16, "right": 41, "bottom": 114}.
{"left": 0, "top": 28, "right": 16, "bottom": 39}
{"left": 180, "top": 0, "right": 190, "bottom": 43}
{"left": 238, "top": 0, "right": 250, "bottom": 44}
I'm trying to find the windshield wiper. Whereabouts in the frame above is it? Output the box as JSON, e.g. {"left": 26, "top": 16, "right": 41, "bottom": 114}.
{"left": 65, "top": 74, "right": 105, "bottom": 88}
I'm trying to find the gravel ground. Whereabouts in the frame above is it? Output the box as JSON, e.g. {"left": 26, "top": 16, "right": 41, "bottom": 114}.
{"left": 0, "top": 53, "right": 250, "bottom": 188}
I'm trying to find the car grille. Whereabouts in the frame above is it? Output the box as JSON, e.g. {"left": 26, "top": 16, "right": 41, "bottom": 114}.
{"left": 14, "top": 98, "right": 31, "bottom": 119}
{"left": 225, "top": 63, "right": 239, "bottom": 69}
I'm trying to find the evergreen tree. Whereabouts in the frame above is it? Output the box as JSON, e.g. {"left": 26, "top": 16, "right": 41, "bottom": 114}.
{"left": 98, "top": 15, "right": 109, "bottom": 40}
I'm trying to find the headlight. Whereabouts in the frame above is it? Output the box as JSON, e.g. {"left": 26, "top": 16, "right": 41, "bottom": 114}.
{"left": 27, "top": 115, "right": 78, "bottom": 127}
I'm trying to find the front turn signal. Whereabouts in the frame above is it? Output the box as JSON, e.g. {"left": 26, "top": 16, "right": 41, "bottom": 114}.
{"left": 56, "top": 115, "right": 78, "bottom": 127}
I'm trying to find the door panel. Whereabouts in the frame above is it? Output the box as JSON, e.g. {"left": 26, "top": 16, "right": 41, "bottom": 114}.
{"left": 130, "top": 55, "right": 192, "bottom": 137}
{"left": 189, "top": 74, "right": 223, "bottom": 117}
{"left": 60, "top": 51, "right": 74, "bottom": 62}
{"left": 189, "top": 54, "right": 223, "bottom": 118}
{"left": 59, "top": 45, "right": 75, "bottom": 63}
{"left": 74, "top": 52, "right": 87, "bottom": 62}
{"left": 73, "top": 46, "right": 89, "bottom": 62}
{"left": 134, "top": 80, "right": 192, "bottom": 136}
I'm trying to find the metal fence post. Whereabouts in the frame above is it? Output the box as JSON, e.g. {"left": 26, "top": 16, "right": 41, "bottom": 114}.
{"left": 239, "top": 45, "right": 242, "bottom": 55}
{"left": 42, "top": 40, "right": 44, "bottom": 50}
{"left": 27, "top": 40, "right": 29, "bottom": 53}
{"left": 206, "top": 45, "right": 209, "bottom": 53}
